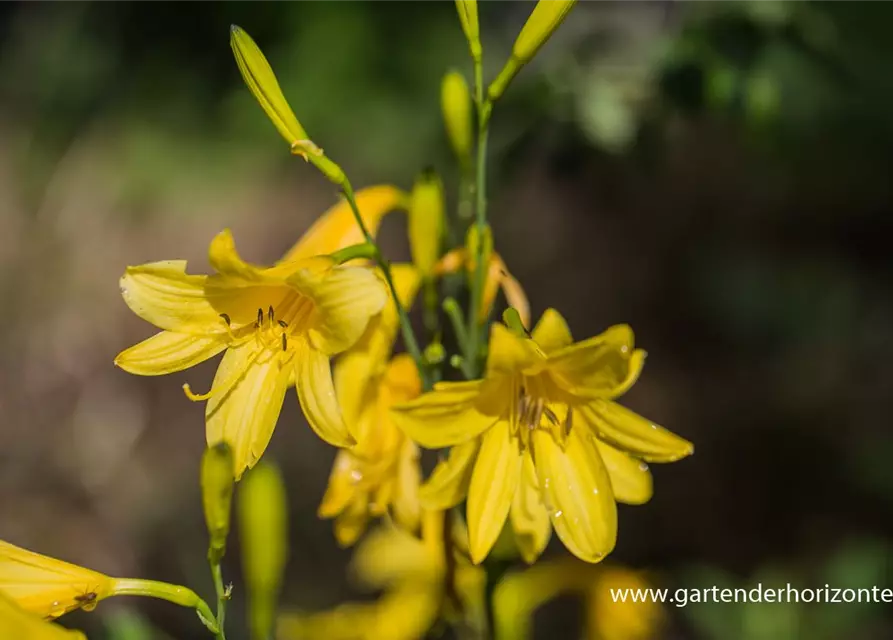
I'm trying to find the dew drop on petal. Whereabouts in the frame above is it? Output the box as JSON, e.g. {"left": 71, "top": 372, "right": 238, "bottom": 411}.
{"left": 350, "top": 470, "right": 363, "bottom": 483}
{"left": 554, "top": 509, "right": 563, "bottom": 518}
{"left": 639, "top": 462, "right": 649, "bottom": 471}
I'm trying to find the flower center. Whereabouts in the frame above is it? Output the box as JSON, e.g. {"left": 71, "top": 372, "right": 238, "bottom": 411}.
{"left": 512, "top": 377, "right": 572, "bottom": 450}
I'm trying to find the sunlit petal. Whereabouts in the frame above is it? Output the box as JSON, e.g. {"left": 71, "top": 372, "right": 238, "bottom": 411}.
{"left": 595, "top": 440, "right": 653, "bottom": 505}
{"left": 114, "top": 331, "right": 225, "bottom": 376}
{"left": 0, "top": 592, "right": 86, "bottom": 640}
{"left": 318, "top": 451, "right": 358, "bottom": 518}
{"left": 295, "top": 339, "right": 355, "bottom": 448}
{"left": 390, "top": 440, "right": 422, "bottom": 535}
{"left": 467, "top": 419, "right": 522, "bottom": 564}
{"left": 486, "top": 324, "right": 546, "bottom": 377}
{"left": 547, "top": 324, "right": 635, "bottom": 396}
{"left": 206, "top": 342, "right": 290, "bottom": 480}
{"left": 532, "top": 426, "right": 617, "bottom": 563}
{"left": 530, "top": 308, "right": 573, "bottom": 353}
{"left": 579, "top": 399, "right": 693, "bottom": 463}
{"left": 509, "top": 453, "right": 551, "bottom": 564}
{"left": 419, "top": 439, "right": 480, "bottom": 509}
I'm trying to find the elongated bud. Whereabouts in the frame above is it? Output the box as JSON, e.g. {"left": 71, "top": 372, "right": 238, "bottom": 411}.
{"left": 441, "top": 71, "right": 473, "bottom": 169}
{"left": 488, "top": 0, "right": 577, "bottom": 103}
{"left": 465, "top": 223, "right": 492, "bottom": 275}
{"left": 230, "top": 25, "right": 346, "bottom": 185}
{"left": 502, "top": 307, "right": 529, "bottom": 336}
{"left": 239, "top": 462, "right": 288, "bottom": 640}
{"left": 201, "top": 443, "right": 234, "bottom": 564}
{"left": 409, "top": 170, "right": 445, "bottom": 277}
{"left": 455, "top": 0, "right": 481, "bottom": 63}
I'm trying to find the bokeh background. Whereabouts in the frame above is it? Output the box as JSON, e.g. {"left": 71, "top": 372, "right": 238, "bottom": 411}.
{"left": 2, "top": 1, "right": 893, "bottom": 639}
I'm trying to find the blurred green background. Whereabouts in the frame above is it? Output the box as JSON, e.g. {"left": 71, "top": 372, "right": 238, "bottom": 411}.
{"left": 2, "top": 1, "right": 893, "bottom": 638}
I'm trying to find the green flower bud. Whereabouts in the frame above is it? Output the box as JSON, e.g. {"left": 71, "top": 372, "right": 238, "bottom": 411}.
{"left": 409, "top": 170, "right": 446, "bottom": 277}
{"left": 441, "top": 71, "right": 473, "bottom": 169}
{"left": 201, "top": 443, "right": 234, "bottom": 564}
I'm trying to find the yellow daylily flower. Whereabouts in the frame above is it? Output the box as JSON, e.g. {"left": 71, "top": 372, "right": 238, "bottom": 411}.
{"left": 320, "top": 265, "right": 423, "bottom": 545}
{"left": 493, "top": 559, "right": 664, "bottom": 640}
{"left": 0, "top": 591, "right": 86, "bottom": 640}
{"left": 115, "top": 229, "right": 387, "bottom": 479}
{"left": 391, "top": 309, "right": 693, "bottom": 564}
{"left": 278, "top": 510, "right": 485, "bottom": 640}
{"left": 434, "top": 245, "right": 529, "bottom": 329}
{"left": 0, "top": 540, "right": 216, "bottom": 627}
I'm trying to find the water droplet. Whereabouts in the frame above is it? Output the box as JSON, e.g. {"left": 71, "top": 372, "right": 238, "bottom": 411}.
{"left": 620, "top": 345, "right": 629, "bottom": 353}
{"left": 638, "top": 462, "right": 649, "bottom": 472}
{"left": 350, "top": 470, "right": 363, "bottom": 483}
{"left": 592, "top": 488, "right": 599, "bottom": 495}
{"left": 543, "top": 478, "right": 551, "bottom": 489}
{"left": 554, "top": 509, "right": 563, "bottom": 518}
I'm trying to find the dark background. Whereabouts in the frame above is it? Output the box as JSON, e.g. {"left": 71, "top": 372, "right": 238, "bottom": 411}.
{"left": 1, "top": 2, "right": 892, "bottom": 639}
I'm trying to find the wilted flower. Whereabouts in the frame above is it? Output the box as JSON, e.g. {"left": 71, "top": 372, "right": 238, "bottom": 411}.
{"left": 493, "top": 559, "right": 664, "bottom": 640}
{"left": 0, "top": 591, "right": 86, "bottom": 640}
{"left": 391, "top": 309, "right": 693, "bottom": 564}
{"left": 115, "top": 228, "right": 387, "bottom": 479}
{"left": 278, "top": 510, "right": 485, "bottom": 640}
{"left": 320, "top": 266, "right": 423, "bottom": 545}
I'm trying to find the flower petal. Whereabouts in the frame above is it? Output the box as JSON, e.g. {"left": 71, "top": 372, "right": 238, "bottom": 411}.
{"left": 467, "top": 419, "right": 522, "bottom": 564}
{"left": 115, "top": 331, "right": 225, "bottom": 376}
{"left": 547, "top": 324, "right": 636, "bottom": 396}
{"left": 318, "top": 451, "right": 358, "bottom": 518}
{"left": 595, "top": 440, "right": 653, "bottom": 505}
{"left": 280, "top": 186, "right": 407, "bottom": 263}
{"left": 208, "top": 229, "right": 269, "bottom": 282}
{"left": 509, "top": 452, "right": 552, "bottom": 564}
{"left": 496, "top": 255, "right": 530, "bottom": 330}
{"left": 579, "top": 399, "right": 693, "bottom": 463}
{"left": 333, "top": 498, "right": 370, "bottom": 548}
{"left": 295, "top": 340, "right": 356, "bottom": 448}
{"left": 390, "top": 440, "right": 422, "bottom": 535}
{"left": 531, "top": 308, "right": 573, "bottom": 353}
{"left": 419, "top": 439, "right": 480, "bottom": 509}
{"left": 486, "top": 323, "right": 546, "bottom": 377}
{"left": 290, "top": 264, "right": 387, "bottom": 355}
{"left": 121, "top": 260, "right": 278, "bottom": 334}
{"left": 0, "top": 591, "right": 86, "bottom": 640}
{"left": 532, "top": 425, "right": 617, "bottom": 563}
{"left": 206, "top": 343, "right": 290, "bottom": 479}
{"left": 390, "top": 380, "right": 502, "bottom": 449}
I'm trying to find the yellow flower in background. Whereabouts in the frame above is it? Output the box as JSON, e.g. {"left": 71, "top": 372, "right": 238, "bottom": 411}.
{"left": 0, "top": 591, "right": 86, "bottom": 640}
{"left": 408, "top": 171, "right": 445, "bottom": 278}
{"left": 319, "top": 265, "right": 422, "bottom": 545}
{"left": 278, "top": 510, "right": 485, "bottom": 640}
{"left": 391, "top": 309, "right": 693, "bottom": 564}
{"left": 115, "top": 229, "right": 387, "bottom": 479}
{"left": 434, "top": 238, "right": 530, "bottom": 329}
{"left": 0, "top": 540, "right": 115, "bottom": 619}
{"left": 493, "top": 559, "right": 664, "bottom": 640}
{"left": 0, "top": 540, "right": 216, "bottom": 628}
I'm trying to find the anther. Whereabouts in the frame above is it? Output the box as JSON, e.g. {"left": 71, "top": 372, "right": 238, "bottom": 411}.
{"left": 268, "top": 305, "right": 274, "bottom": 323}
{"left": 278, "top": 320, "right": 288, "bottom": 328}
{"left": 256, "top": 308, "right": 263, "bottom": 327}
{"left": 282, "top": 334, "right": 288, "bottom": 351}
{"left": 219, "top": 313, "right": 231, "bottom": 326}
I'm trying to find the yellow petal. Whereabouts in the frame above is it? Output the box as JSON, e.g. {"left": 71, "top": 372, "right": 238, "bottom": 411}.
{"left": 230, "top": 25, "right": 307, "bottom": 146}
{"left": 351, "top": 524, "right": 434, "bottom": 588}
{"left": 0, "top": 540, "right": 115, "bottom": 619}
{"left": 532, "top": 426, "right": 617, "bottom": 563}
{"left": 419, "top": 439, "right": 480, "bottom": 509}
{"left": 509, "top": 453, "right": 551, "bottom": 564}
{"left": 115, "top": 331, "right": 225, "bottom": 375}
{"left": 290, "top": 264, "right": 387, "bottom": 355}
{"left": 589, "top": 566, "right": 666, "bottom": 640}
{"left": 318, "top": 451, "right": 358, "bottom": 518}
{"left": 486, "top": 323, "right": 545, "bottom": 377}
{"left": 334, "top": 498, "right": 371, "bottom": 548}
{"left": 580, "top": 399, "right": 694, "bottom": 463}
{"left": 295, "top": 339, "right": 355, "bottom": 448}
{"left": 121, "top": 260, "right": 275, "bottom": 334}
{"left": 280, "top": 186, "right": 406, "bottom": 263}
{"left": 595, "top": 440, "right": 653, "bottom": 505}
{"left": 205, "top": 342, "right": 290, "bottom": 479}
{"left": 0, "top": 591, "right": 86, "bottom": 640}
{"left": 531, "top": 308, "right": 573, "bottom": 353}
{"left": 390, "top": 380, "right": 502, "bottom": 449}
{"left": 499, "top": 268, "right": 530, "bottom": 330}
{"left": 513, "top": 0, "right": 577, "bottom": 64}
{"left": 467, "top": 419, "right": 522, "bottom": 564}
{"left": 547, "top": 324, "right": 636, "bottom": 396}
{"left": 390, "top": 439, "right": 422, "bottom": 535}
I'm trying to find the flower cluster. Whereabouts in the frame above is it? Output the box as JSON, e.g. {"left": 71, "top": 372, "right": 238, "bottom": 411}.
{"left": 0, "top": 1, "right": 692, "bottom": 638}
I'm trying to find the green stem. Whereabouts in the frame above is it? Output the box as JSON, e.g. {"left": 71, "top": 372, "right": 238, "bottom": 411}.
{"left": 111, "top": 578, "right": 219, "bottom": 635}
{"left": 341, "top": 179, "right": 432, "bottom": 390}
{"left": 210, "top": 560, "right": 227, "bottom": 640}
{"left": 465, "top": 54, "right": 492, "bottom": 379}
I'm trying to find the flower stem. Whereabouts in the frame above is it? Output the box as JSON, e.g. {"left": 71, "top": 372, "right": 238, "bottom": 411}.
{"left": 340, "top": 178, "right": 432, "bottom": 390}
{"left": 465, "top": 56, "right": 492, "bottom": 379}
{"left": 210, "top": 560, "right": 228, "bottom": 640}
{"left": 111, "top": 578, "right": 219, "bottom": 635}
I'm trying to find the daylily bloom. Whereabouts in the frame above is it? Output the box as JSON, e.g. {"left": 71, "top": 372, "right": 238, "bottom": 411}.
{"left": 0, "top": 591, "right": 86, "bottom": 640}
{"left": 0, "top": 540, "right": 216, "bottom": 626}
{"left": 115, "top": 218, "right": 390, "bottom": 478}
{"left": 493, "top": 559, "right": 664, "bottom": 640}
{"left": 278, "top": 510, "right": 485, "bottom": 640}
{"left": 319, "top": 265, "right": 423, "bottom": 545}
{"left": 391, "top": 309, "right": 693, "bottom": 564}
